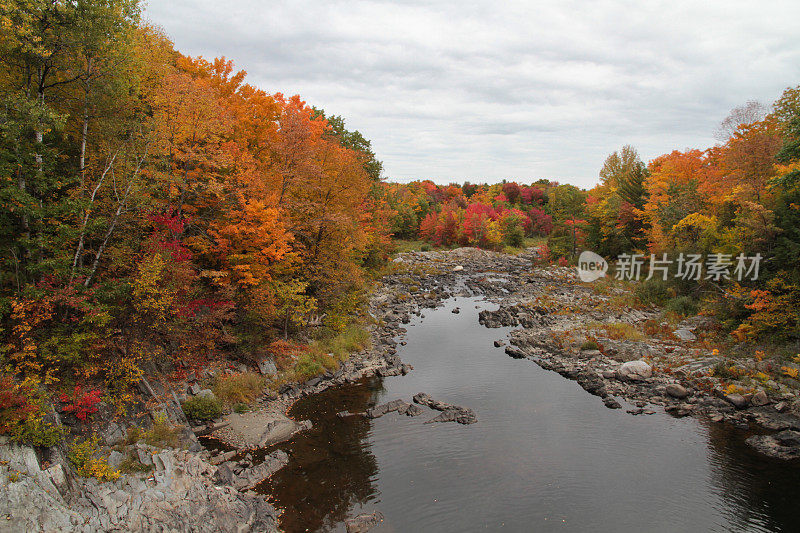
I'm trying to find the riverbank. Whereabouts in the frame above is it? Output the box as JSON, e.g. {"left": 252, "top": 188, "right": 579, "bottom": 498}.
{"left": 4, "top": 246, "right": 800, "bottom": 532}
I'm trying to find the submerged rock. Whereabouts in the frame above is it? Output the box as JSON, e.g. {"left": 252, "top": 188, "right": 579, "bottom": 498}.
{"left": 603, "top": 397, "right": 622, "bottom": 409}
{"left": 746, "top": 430, "right": 800, "bottom": 460}
{"left": 425, "top": 407, "right": 478, "bottom": 425}
{"left": 366, "top": 399, "right": 412, "bottom": 419}
{"left": 413, "top": 392, "right": 478, "bottom": 425}
{"left": 345, "top": 511, "right": 384, "bottom": 533}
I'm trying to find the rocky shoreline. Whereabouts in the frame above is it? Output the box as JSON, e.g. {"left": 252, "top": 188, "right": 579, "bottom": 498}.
{"left": 4, "top": 246, "right": 800, "bottom": 533}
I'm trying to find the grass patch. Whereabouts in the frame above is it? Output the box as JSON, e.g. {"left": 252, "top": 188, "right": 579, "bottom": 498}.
{"left": 393, "top": 239, "right": 428, "bottom": 254}
{"left": 276, "top": 323, "right": 372, "bottom": 384}
{"left": 664, "top": 295, "right": 698, "bottom": 317}
{"left": 595, "top": 322, "right": 645, "bottom": 341}
{"left": 505, "top": 236, "right": 546, "bottom": 254}
{"left": 212, "top": 372, "right": 265, "bottom": 405}
{"left": 143, "top": 414, "right": 180, "bottom": 448}
{"left": 313, "top": 324, "right": 371, "bottom": 361}
{"left": 119, "top": 453, "right": 153, "bottom": 474}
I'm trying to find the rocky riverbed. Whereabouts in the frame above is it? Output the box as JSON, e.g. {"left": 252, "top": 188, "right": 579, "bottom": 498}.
{"left": 4, "top": 246, "right": 800, "bottom": 533}
{"left": 383, "top": 247, "right": 800, "bottom": 460}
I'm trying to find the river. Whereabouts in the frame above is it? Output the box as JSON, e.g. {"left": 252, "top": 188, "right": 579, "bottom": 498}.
{"left": 258, "top": 296, "right": 800, "bottom": 532}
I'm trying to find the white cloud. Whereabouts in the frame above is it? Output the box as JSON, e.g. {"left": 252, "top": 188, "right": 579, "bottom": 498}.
{"left": 144, "top": 0, "right": 800, "bottom": 187}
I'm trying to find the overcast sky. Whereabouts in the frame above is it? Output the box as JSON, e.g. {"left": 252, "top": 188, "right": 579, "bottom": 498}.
{"left": 143, "top": 0, "right": 800, "bottom": 188}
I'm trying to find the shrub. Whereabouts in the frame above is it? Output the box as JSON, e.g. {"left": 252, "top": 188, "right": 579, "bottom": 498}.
{"left": 233, "top": 403, "right": 249, "bottom": 414}
{"left": 420, "top": 244, "right": 431, "bottom": 252}
{"left": 664, "top": 295, "right": 698, "bottom": 317}
{"left": 712, "top": 362, "right": 739, "bottom": 380}
{"left": 580, "top": 339, "right": 600, "bottom": 351}
{"left": 293, "top": 352, "right": 329, "bottom": 381}
{"left": 68, "top": 435, "right": 120, "bottom": 482}
{"left": 59, "top": 385, "right": 102, "bottom": 421}
{"left": 12, "top": 415, "right": 67, "bottom": 447}
{"left": 144, "top": 414, "right": 180, "bottom": 448}
{"left": 633, "top": 278, "right": 672, "bottom": 307}
{"left": 0, "top": 377, "right": 35, "bottom": 435}
{"left": 182, "top": 396, "right": 222, "bottom": 421}
{"left": 213, "top": 373, "right": 264, "bottom": 405}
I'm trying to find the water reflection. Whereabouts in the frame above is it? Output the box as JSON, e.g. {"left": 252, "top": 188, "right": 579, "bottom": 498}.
{"left": 704, "top": 421, "right": 799, "bottom": 533}
{"left": 259, "top": 378, "right": 385, "bottom": 532}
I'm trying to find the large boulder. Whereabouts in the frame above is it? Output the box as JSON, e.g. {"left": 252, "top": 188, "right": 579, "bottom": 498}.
{"left": 616, "top": 360, "right": 652, "bottom": 381}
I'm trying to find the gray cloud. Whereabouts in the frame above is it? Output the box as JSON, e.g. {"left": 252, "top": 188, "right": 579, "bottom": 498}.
{"left": 144, "top": 0, "right": 800, "bottom": 187}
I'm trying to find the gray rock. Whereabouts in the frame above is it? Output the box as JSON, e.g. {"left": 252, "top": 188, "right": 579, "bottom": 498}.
{"left": 725, "top": 394, "right": 748, "bottom": 409}
{"left": 665, "top": 383, "right": 689, "bottom": 399}
{"left": 101, "top": 422, "right": 126, "bottom": 446}
{"left": 746, "top": 430, "right": 800, "bottom": 460}
{"left": 0, "top": 445, "right": 281, "bottom": 532}
{"left": 673, "top": 328, "right": 697, "bottom": 342}
{"left": 197, "top": 389, "right": 216, "bottom": 400}
{"left": 751, "top": 390, "right": 770, "bottom": 407}
{"left": 107, "top": 451, "right": 125, "bottom": 470}
{"left": 616, "top": 360, "right": 652, "bottom": 381}
{"left": 136, "top": 447, "right": 154, "bottom": 466}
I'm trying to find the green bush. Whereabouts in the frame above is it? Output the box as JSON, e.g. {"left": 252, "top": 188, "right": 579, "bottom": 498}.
{"left": 664, "top": 295, "right": 698, "bottom": 317}
{"left": 633, "top": 277, "right": 672, "bottom": 306}
{"left": 420, "top": 244, "right": 431, "bottom": 252}
{"left": 182, "top": 396, "right": 222, "bottom": 421}
{"left": 580, "top": 339, "right": 600, "bottom": 351}
{"left": 12, "top": 416, "right": 67, "bottom": 447}
{"left": 294, "top": 353, "right": 328, "bottom": 381}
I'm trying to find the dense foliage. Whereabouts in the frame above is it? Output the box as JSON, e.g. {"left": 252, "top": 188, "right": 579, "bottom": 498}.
{"left": 384, "top": 87, "right": 800, "bottom": 343}
{"left": 0, "top": 0, "right": 391, "bottom": 432}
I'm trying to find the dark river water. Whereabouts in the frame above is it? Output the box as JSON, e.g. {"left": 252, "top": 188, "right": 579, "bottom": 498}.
{"left": 259, "top": 297, "right": 800, "bottom": 532}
